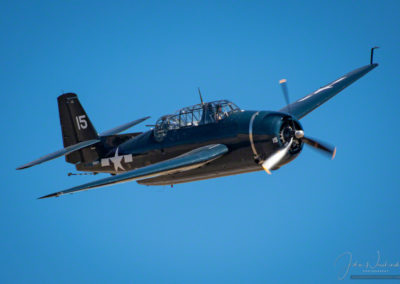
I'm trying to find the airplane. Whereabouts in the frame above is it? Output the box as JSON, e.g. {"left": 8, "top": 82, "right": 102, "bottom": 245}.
{"left": 17, "top": 48, "right": 379, "bottom": 199}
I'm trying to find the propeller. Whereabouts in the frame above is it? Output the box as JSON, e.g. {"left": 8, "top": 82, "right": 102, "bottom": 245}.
{"left": 261, "top": 79, "right": 336, "bottom": 174}
{"left": 280, "top": 79, "right": 295, "bottom": 130}
{"left": 300, "top": 134, "right": 336, "bottom": 159}
{"left": 262, "top": 138, "right": 293, "bottom": 174}
{"left": 280, "top": 79, "right": 290, "bottom": 108}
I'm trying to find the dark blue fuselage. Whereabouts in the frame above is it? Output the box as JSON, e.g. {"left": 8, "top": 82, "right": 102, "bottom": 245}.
{"left": 77, "top": 110, "right": 302, "bottom": 185}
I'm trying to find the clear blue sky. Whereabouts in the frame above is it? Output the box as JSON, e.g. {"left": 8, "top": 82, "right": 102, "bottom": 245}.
{"left": 1, "top": 0, "right": 399, "bottom": 283}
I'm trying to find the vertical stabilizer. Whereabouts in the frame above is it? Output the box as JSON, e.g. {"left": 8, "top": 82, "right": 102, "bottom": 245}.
{"left": 57, "top": 93, "right": 99, "bottom": 163}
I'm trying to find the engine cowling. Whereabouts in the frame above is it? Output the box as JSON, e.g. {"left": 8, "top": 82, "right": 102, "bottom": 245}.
{"left": 250, "top": 112, "right": 304, "bottom": 168}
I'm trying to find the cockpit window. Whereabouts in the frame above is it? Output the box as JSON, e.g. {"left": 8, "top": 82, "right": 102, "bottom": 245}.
{"left": 154, "top": 100, "right": 240, "bottom": 140}
{"left": 192, "top": 108, "right": 202, "bottom": 126}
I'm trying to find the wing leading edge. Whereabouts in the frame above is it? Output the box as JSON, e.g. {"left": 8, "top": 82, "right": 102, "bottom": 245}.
{"left": 279, "top": 63, "right": 378, "bottom": 120}
{"left": 39, "top": 144, "right": 229, "bottom": 199}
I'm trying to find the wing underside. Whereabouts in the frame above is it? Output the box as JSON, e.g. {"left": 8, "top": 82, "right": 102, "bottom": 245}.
{"left": 39, "top": 144, "right": 229, "bottom": 199}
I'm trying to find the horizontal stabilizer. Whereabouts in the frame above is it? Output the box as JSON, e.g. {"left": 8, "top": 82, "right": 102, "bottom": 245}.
{"left": 280, "top": 63, "right": 378, "bottom": 119}
{"left": 99, "top": 116, "right": 150, "bottom": 136}
{"left": 39, "top": 144, "right": 228, "bottom": 199}
{"left": 16, "top": 139, "right": 100, "bottom": 170}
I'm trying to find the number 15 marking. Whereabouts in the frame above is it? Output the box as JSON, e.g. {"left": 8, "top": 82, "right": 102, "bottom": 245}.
{"left": 76, "top": 115, "right": 88, "bottom": 130}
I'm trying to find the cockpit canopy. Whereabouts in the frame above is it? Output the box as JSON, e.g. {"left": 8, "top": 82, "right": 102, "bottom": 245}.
{"left": 154, "top": 100, "right": 240, "bottom": 140}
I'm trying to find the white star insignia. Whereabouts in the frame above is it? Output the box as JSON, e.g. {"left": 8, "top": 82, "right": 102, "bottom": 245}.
{"left": 110, "top": 147, "right": 125, "bottom": 172}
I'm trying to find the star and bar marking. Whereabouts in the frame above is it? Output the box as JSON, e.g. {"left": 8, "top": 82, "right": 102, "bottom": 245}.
{"left": 101, "top": 148, "right": 133, "bottom": 172}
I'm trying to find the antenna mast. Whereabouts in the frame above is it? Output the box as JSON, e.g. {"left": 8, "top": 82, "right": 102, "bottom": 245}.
{"left": 198, "top": 87, "right": 204, "bottom": 105}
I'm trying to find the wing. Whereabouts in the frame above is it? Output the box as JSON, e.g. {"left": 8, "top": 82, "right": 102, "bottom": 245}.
{"left": 16, "top": 139, "right": 100, "bottom": 170}
{"left": 39, "top": 144, "right": 229, "bottom": 199}
{"left": 279, "top": 63, "right": 378, "bottom": 119}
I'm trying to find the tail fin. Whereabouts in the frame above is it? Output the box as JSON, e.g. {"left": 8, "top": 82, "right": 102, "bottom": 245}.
{"left": 58, "top": 93, "right": 99, "bottom": 164}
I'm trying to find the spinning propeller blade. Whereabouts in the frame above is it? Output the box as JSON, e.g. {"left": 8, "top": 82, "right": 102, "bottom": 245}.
{"left": 279, "top": 79, "right": 290, "bottom": 110}
{"left": 294, "top": 130, "right": 335, "bottom": 159}
{"left": 262, "top": 139, "right": 293, "bottom": 174}
{"left": 302, "top": 136, "right": 336, "bottom": 159}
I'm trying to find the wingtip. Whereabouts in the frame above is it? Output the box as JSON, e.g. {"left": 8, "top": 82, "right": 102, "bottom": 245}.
{"left": 16, "top": 164, "right": 30, "bottom": 170}
{"left": 38, "top": 192, "right": 62, "bottom": 199}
